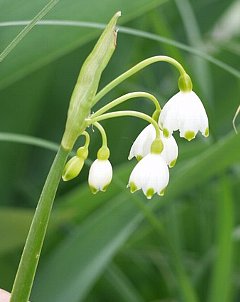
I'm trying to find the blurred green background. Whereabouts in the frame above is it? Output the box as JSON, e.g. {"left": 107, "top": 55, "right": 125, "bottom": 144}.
{"left": 0, "top": 0, "right": 239, "bottom": 301}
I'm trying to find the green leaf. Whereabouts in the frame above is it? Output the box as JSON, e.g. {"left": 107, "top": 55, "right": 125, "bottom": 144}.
{"left": 207, "top": 176, "right": 234, "bottom": 302}
{"left": 104, "top": 264, "right": 145, "bottom": 302}
{"left": 32, "top": 195, "right": 142, "bottom": 302}
{"left": 0, "top": 208, "right": 33, "bottom": 255}
{"left": 175, "top": 0, "right": 213, "bottom": 102}
{"left": 0, "top": 207, "right": 74, "bottom": 256}
{"left": 164, "top": 132, "right": 240, "bottom": 201}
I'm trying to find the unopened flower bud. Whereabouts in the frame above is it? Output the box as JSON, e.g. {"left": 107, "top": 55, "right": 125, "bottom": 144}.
{"left": 62, "top": 156, "right": 84, "bottom": 181}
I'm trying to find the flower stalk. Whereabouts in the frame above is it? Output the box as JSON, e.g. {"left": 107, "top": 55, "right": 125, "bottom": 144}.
{"left": 93, "top": 55, "right": 191, "bottom": 104}
{"left": 93, "top": 122, "right": 108, "bottom": 148}
{"left": 10, "top": 12, "right": 121, "bottom": 302}
{"left": 91, "top": 91, "right": 161, "bottom": 118}
{"left": 88, "top": 110, "right": 161, "bottom": 139}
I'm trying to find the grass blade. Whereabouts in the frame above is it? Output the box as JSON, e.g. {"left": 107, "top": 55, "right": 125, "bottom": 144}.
{"left": 105, "top": 264, "right": 145, "bottom": 302}
{"left": 175, "top": 0, "right": 213, "bottom": 101}
{"left": 0, "top": 0, "right": 59, "bottom": 62}
{"left": 207, "top": 176, "right": 234, "bottom": 302}
{"left": 0, "top": 132, "right": 58, "bottom": 151}
{"left": 32, "top": 195, "right": 142, "bottom": 302}
{"left": 32, "top": 131, "right": 240, "bottom": 301}
{"left": 0, "top": 20, "right": 239, "bottom": 79}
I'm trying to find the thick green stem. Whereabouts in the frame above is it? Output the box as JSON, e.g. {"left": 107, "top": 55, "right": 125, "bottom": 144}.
{"left": 93, "top": 55, "right": 187, "bottom": 104}
{"left": 91, "top": 91, "right": 161, "bottom": 118}
{"left": 88, "top": 110, "right": 161, "bottom": 139}
{"left": 10, "top": 145, "right": 69, "bottom": 302}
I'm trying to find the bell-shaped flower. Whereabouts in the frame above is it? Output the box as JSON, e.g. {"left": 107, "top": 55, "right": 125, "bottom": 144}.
{"left": 128, "top": 124, "right": 178, "bottom": 167}
{"left": 128, "top": 153, "right": 169, "bottom": 199}
{"left": 88, "top": 159, "right": 113, "bottom": 193}
{"left": 159, "top": 91, "right": 209, "bottom": 141}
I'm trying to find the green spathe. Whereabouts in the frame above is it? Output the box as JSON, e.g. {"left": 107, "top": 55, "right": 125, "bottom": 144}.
{"left": 62, "top": 12, "right": 121, "bottom": 150}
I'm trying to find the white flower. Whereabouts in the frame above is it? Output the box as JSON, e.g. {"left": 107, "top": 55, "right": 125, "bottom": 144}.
{"left": 128, "top": 124, "right": 178, "bottom": 167}
{"left": 159, "top": 91, "right": 209, "bottom": 141}
{"left": 128, "top": 153, "right": 169, "bottom": 199}
{"left": 88, "top": 159, "right": 112, "bottom": 193}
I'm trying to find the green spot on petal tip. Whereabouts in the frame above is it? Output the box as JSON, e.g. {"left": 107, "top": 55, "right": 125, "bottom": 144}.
{"left": 163, "top": 128, "right": 170, "bottom": 138}
{"left": 159, "top": 188, "right": 165, "bottom": 196}
{"left": 184, "top": 131, "right": 195, "bottom": 141}
{"left": 146, "top": 188, "right": 154, "bottom": 199}
{"left": 169, "top": 159, "right": 177, "bottom": 168}
{"left": 102, "top": 183, "right": 109, "bottom": 192}
{"left": 129, "top": 182, "right": 138, "bottom": 193}
{"left": 136, "top": 155, "right": 143, "bottom": 161}
{"left": 204, "top": 127, "right": 209, "bottom": 137}
{"left": 90, "top": 186, "right": 98, "bottom": 194}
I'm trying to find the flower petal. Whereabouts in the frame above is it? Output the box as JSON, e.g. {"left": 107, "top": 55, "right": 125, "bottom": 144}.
{"left": 128, "top": 124, "right": 155, "bottom": 160}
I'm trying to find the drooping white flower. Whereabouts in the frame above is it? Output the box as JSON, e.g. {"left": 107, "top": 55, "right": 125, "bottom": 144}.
{"left": 128, "top": 124, "right": 178, "bottom": 167}
{"left": 128, "top": 153, "right": 169, "bottom": 199}
{"left": 88, "top": 159, "right": 113, "bottom": 193}
{"left": 159, "top": 91, "right": 209, "bottom": 141}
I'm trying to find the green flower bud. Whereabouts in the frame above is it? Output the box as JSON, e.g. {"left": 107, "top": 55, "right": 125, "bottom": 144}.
{"left": 62, "top": 156, "right": 84, "bottom": 181}
{"left": 62, "top": 12, "right": 121, "bottom": 151}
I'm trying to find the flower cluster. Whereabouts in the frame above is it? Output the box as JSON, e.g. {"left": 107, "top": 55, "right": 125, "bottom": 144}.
{"left": 60, "top": 14, "right": 209, "bottom": 200}
{"left": 62, "top": 88, "right": 209, "bottom": 199}
{"left": 128, "top": 90, "right": 209, "bottom": 199}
